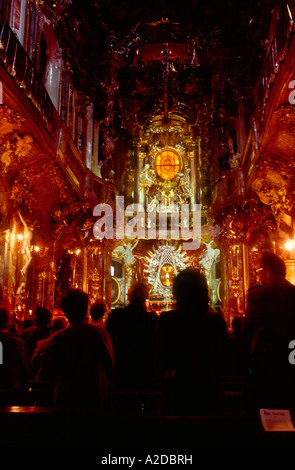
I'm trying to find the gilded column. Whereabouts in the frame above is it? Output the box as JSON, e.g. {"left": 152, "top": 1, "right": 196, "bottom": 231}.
{"left": 133, "top": 140, "right": 140, "bottom": 204}
{"left": 86, "top": 240, "right": 105, "bottom": 304}
{"left": 138, "top": 148, "right": 146, "bottom": 209}
{"left": 193, "top": 137, "right": 201, "bottom": 206}
{"left": 103, "top": 240, "right": 113, "bottom": 311}
{"left": 217, "top": 209, "right": 247, "bottom": 328}
{"left": 82, "top": 246, "right": 88, "bottom": 293}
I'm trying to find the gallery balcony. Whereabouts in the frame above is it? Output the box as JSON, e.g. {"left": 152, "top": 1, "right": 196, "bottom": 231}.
{"left": 0, "top": 12, "right": 117, "bottom": 207}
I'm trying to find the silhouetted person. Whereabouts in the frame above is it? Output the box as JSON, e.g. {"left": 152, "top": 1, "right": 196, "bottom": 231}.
{"left": 243, "top": 252, "right": 295, "bottom": 409}
{"left": 90, "top": 301, "right": 114, "bottom": 368}
{"left": 106, "top": 282, "right": 158, "bottom": 390}
{"left": 21, "top": 307, "right": 52, "bottom": 355}
{"left": 32, "top": 315, "right": 68, "bottom": 380}
{"left": 0, "top": 306, "right": 32, "bottom": 390}
{"left": 45, "top": 289, "right": 113, "bottom": 410}
{"left": 90, "top": 302, "right": 106, "bottom": 326}
{"left": 226, "top": 316, "right": 249, "bottom": 376}
{"left": 158, "top": 268, "right": 227, "bottom": 416}
{"left": 9, "top": 322, "right": 20, "bottom": 337}
{"left": 23, "top": 319, "right": 34, "bottom": 330}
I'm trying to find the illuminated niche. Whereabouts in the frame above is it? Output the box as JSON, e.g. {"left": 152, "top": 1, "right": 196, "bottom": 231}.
{"left": 147, "top": 243, "right": 187, "bottom": 299}
{"left": 155, "top": 148, "right": 181, "bottom": 180}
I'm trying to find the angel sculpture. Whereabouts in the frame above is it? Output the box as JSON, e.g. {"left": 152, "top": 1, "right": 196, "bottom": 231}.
{"left": 123, "top": 240, "right": 139, "bottom": 266}
{"left": 18, "top": 212, "right": 33, "bottom": 277}
{"left": 199, "top": 240, "right": 220, "bottom": 273}
{"left": 139, "top": 164, "right": 155, "bottom": 188}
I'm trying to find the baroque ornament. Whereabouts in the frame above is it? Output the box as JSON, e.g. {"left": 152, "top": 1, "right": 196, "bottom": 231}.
{"left": 145, "top": 242, "right": 189, "bottom": 299}
{"left": 252, "top": 158, "right": 294, "bottom": 238}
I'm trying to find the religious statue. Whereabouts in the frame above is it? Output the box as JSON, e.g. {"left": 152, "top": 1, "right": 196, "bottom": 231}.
{"left": 15, "top": 133, "right": 33, "bottom": 157}
{"left": 199, "top": 240, "right": 220, "bottom": 273}
{"left": 54, "top": 250, "right": 73, "bottom": 305}
{"left": 101, "top": 156, "right": 115, "bottom": 182}
{"left": 139, "top": 163, "right": 156, "bottom": 188}
{"left": 1, "top": 141, "right": 12, "bottom": 170}
{"left": 112, "top": 240, "right": 139, "bottom": 267}
{"left": 123, "top": 240, "right": 139, "bottom": 266}
{"left": 179, "top": 167, "right": 192, "bottom": 196}
{"left": 18, "top": 212, "right": 33, "bottom": 277}
{"left": 252, "top": 171, "right": 293, "bottom": 237}
{"left": 147, "top": 196, "right": 158, "bottom": 212}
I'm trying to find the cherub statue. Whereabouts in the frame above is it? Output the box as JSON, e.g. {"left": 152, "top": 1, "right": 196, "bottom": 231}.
{"left": 199, "top": 240, "right": 220, "bottom": 273}
{"left": 139, "top": 164, "right": 155, "bottom": 188}
{"left": 123, "top": 240, "right": 139, "bottom": 266}
{"left": 147, "top": 196, "right": 158, "bottom": 212}
{"left": 180, "top": 168, "right": 192, "bottom": 193}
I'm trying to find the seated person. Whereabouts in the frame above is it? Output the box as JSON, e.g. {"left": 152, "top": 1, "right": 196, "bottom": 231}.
{"left": 0, "top": 305, "right": 32, "bottom": 390}
{"left": 21, "top": 307, "right": 52, "bottom": 355}
{"left": 43, "top": 289, "right": 113, "bottom": 410}
{"left": 107, "top": 282, "right": 158, "bottom": 390}
{"left": 158, "top": 268, "right": 228, "bottom": 416}
{"left": 32, "top": 315, "right": 68, "bottom": 380}
{"left": 90, "top": 302, "right": 114, "bottom": 368}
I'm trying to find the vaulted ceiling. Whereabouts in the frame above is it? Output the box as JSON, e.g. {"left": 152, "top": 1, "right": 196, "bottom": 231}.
{"left": 46, "top": 0, "right": 274, "bottom": 127}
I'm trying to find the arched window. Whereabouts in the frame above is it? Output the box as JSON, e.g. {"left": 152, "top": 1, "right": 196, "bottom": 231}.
{"left": 155, "top": 149, "right": 181, "bottom": 180}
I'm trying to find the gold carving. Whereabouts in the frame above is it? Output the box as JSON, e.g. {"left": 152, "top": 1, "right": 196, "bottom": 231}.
{"left": 252, "top": 163, "right": 294, "bottom": 238}
{"left": 0, "top": 106, "right": 24, "bottom": 137}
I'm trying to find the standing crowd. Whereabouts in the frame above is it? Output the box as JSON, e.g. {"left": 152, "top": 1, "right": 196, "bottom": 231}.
{"left": 0, "top": 251, "right": 295, "bottom": 415}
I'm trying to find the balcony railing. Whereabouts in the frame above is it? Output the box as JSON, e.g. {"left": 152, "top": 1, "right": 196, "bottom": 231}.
{"left": 254, "top": 2, "right": 293, "bottom": 125}
{"left": 0, "top": 12, "right": 117, "bottom": 205}
{"left": 0, "top": 14, "right": 61, "bottom": 142}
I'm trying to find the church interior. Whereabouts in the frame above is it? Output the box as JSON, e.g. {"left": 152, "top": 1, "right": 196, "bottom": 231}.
{"left": 1, "top": 0, "right": 295, "bottom": 453}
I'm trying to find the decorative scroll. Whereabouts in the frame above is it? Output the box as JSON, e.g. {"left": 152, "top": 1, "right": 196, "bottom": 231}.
{"left": 252, "top": 165, "right": 294, "bottom": 239}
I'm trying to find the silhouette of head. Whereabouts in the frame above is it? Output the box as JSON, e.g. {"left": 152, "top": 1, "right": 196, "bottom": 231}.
{"left": 173, "top": 268, "right": 209, "bottom": 313}
{"left": 0, "top": 306, "right": 10, "bottom": 330}
{"left": 23, "top": 319, "right": 33, "bottom": 329}
{"left": 90, "top": 302, "right": 106, "bottom": 321}
{"left": 232, "top": 317, "right": 242, "bottom": 334}
{"left": 34, "top": 307, "right": 52, "bottom": 327}
{"left": 59, "top": 289, "right": 89, "bottom": 323}
{"left": 127, "top": 282, "right": 149, "bottom": 305}
{"left": 51, "top": 316, "right": 68, "bottom": 331}
{"left": 261, "top": 252, "right": 286, "bottom": 283}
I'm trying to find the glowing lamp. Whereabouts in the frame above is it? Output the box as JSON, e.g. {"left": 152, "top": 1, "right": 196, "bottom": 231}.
{"left": 285, "top": 239, "right": 295, "bottom": 251}
{"left": 17, "top": 234, "right": 23, "bottom": 241}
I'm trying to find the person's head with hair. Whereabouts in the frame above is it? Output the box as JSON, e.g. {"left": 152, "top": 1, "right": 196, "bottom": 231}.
{"left": 23, "top": 319, "right": 34, "bottom": 330}
{"left": 173, "top": 268, "right": 209, "bottom": 314}
{"left": 59, "top": 289, "right": 89, "bottom": 323}
{"left": 50, "top": 316, "right": 68, "bottom": 332}
{"left": 90, "top": 302, "right": 106, "bottom": 322}
{"left": 261, "top": 251, "right": 286, "bottom": 284}
{"left": 34, "top": 307, "right": 52, "bottom": 327}
{"left": 127, "top": 282, "right": 150, "bottom": 306}
{"left": 232, "top": 316, "right": 242, "bottom": 334}
{"left": 0, "top": 305, "right": 11, "bottom": 331}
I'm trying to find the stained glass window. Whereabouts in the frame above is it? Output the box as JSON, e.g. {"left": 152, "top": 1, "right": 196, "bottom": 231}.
{"left": 155, "top": 149, "right": 181, "bottom": 180}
